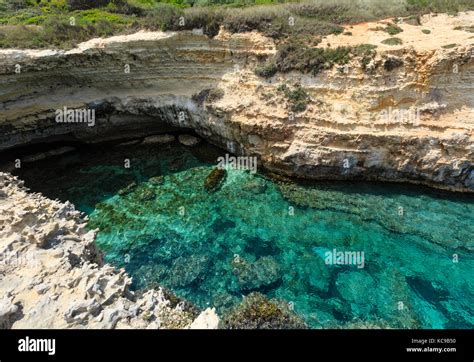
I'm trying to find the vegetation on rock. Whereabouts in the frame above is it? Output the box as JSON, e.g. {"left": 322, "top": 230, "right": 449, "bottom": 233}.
{"left": 231, "top": 255, "right": 281, "bottom": 291}
{"left": 277, "top": 83, "right": 311, "bottom": 113}
{"left": 220, "top": 292, "right": 307, "bottom": 329}
{"left": 442, "top": 43, "right": 457, "bottom": 49}
{"left": 254, "top": 62, "right": 277, "bottom": 78}
{"left": 0, "top": 0, "right": 473, "bottom": 48}
{"left": 381, "top": 37, "right": 403, "bottom": 45}
{"left": 454, "top": 25, "right": 474, "bottom": 32}
{"left": 383, "top": 23, "right": 403, "bottom": 35}
{"left": 274, "top": 41, "right": 352, "bottom": 75}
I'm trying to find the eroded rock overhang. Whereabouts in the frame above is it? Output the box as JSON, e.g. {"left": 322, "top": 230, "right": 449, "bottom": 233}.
{"left": 0, "top": 15, "right": 473, "bottom": 192}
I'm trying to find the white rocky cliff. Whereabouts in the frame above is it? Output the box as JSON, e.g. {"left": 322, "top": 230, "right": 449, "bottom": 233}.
{"left": 0, "top": 12, "right": 473, "bottom": 191}
{"left": 0, "top": 172, "right": 219, "bottom": 328}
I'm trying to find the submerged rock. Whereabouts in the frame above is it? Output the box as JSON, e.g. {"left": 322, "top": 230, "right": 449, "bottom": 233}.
{"left": 148, "top": 176, "right": 164, "bottom": 185}
{"left": 264, "top": 172, "right": 292, "bottom": 184}
{"left": 136, "top": 186, "right": 156, "bottom": 202}
{"left": 298, "top": 256, "right": 332, "bottom": 293}
{"left": 212, "top": 292, "right": 240, "bottom": 311}
{"left": 336, "top": 271, "right": 377, "bottom": 318}
{"left": 241, "top": 177, "right": 267, "bottom": 194}
{"left": 204, "top": 168, "right": 227, "bottom": 192}
{"left": 118, "top": 182, "right": 137, "bottom": 196}
{"left": 168, "top": 255, "right": 210, "bottom": 288}
{"left": 220, "top": 292, "right": 307, "bottom": 329}
{"left": 232, "top": 256, "right": 281, "bottom": 291}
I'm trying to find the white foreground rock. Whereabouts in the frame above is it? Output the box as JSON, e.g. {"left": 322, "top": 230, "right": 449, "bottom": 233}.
{"left": 0, "top": 172, "right": 219, "bottom": 329}
{"left": 188, "top": 308, "right": 220, "bottom": 329}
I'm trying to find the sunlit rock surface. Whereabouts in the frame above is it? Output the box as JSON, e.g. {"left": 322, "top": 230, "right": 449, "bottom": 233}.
{"left": 0, "top": 172, "right": 213, "bottom": 329}
{"left": 0, "top": 12, "right": 473, "bottom": 191}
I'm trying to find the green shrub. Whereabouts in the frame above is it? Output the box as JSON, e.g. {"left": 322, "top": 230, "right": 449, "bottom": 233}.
{"left": 276, "top": 83, "right": 288, "bottom": 93}
{"left": 352, "top": 43, "right": 378, "bottom": 56}
{"left": 0, "top": 7, "right": 42, "bottom": 25}
{"left": 141, "top": 3, "right": 183, "bottom": 30}
{"left": 75, "top": 9, "right": 132, "bottom": 25}
{"left": 0, "top": 25, "right": 42, "bottom": 48}
{"left": 178, "top": 6, "right": 224, "bottom": 37}
{"left": 406, "top": 0, "right": 474, "bottom": 13}
{"left": 1, "top": 0, "right": 473, "bottom": 49}
{"left": 223, "top": 5, "right": 289, "bottom": 35}
{"left": 406, "top": 0, "right": 430, "bottom": 11}
{"left": 422, "top": 29, "right": 431, "bottom": 34}
{"left": 351, "top": 44, "right": 377, "bottom": 70}
{"left": 277, "top": 83, "right": 310, "bottom": 113}
{"left": 287, "top": 2, "right": 352, "bottom": 24}
{"left": 442, "top": 43, "right": 457, "bottom": 49}
{"left": 384, "top": 23, "right": 403, "bottom": 35}
{"left": 381, "top": 37, "right": 403, "bottom": 45}
{"left": 275, "top": 41, "right": 352, "bottom": 75}
{"left": 0, "top": 0, "right": 32, "bottom": 12}
{"left": 141, "top": 3, "right": 222, "bottom": 35}
{"left": 67, "top": 0, "right": 110, "bottom": 10}
{"left": 254, "top": 62, "right": 277, "bottom": 78}
{"left": 454, "top": 25, "right": 474, "bottom": 33}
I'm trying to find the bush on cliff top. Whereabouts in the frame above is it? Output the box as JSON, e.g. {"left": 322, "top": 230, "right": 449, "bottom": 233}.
{"left": 0, "top": 0, "right": 473, "bottom": 49}
{"left": 274, "top": 40, "right": 365, "bottom": 75}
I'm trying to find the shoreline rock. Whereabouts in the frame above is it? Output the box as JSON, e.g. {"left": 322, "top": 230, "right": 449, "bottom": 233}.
{"left": 22, "top": 147, "right": 75, "bottom": 163}
{"left": 142, "top": 134, "right": 175, "bottom": 145}
{"left": 0, "top": 172, "right": 218, "bottom": 329}
{"left": 178, "top": 134, "right": 201, "bottom": 147}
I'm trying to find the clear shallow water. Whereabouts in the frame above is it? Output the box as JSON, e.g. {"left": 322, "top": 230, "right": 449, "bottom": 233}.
{"left": 11, "top": 141, "right": 474, "bottom": 329}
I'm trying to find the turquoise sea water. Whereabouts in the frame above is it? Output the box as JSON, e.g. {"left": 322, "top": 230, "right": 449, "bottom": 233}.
{"left": 12, "top": 141, "right": 474, "bottom": 328}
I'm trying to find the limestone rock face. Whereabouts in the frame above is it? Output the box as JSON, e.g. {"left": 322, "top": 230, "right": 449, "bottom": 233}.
{"left": 178, "top": 134, "right": 201, "bottom": 146}
{"left": 0, "top": 172, "right": 218, "bottom": 329}
{"left": 142, "top": 134, "right": 175, "bottom": 145}
{"left": 0, "top": 13, "right": 473, "bottom": 192}
{"left": 188, "top": 308, "right": 220, "bottom": 329}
